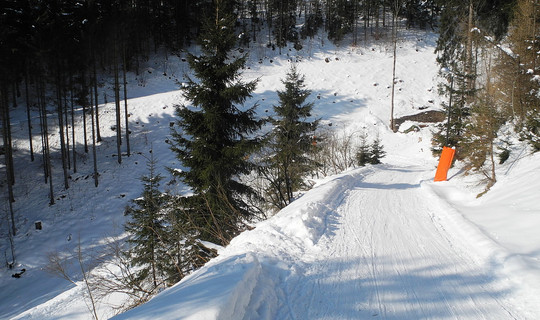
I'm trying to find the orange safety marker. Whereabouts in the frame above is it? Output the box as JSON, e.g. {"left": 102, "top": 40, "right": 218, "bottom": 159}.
{"left": 434, "top": 146, "right": 455, "bottom": 182}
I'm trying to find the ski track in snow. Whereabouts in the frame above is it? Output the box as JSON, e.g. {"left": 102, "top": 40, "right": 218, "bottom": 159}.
{"left": 269, "top": 165, "right": 522, "bottom": 320}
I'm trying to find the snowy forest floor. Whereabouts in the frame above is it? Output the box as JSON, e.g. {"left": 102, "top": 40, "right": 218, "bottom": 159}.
{"left": 1, "top": 28, "right": 539, "bottom": 320}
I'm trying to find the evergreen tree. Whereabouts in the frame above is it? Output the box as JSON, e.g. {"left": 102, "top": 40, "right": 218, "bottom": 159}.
{"left": 369, "top": 137, "right": 386, "bottom": 164}
{"left": 434, "top": 1, "right": 477, "bottom": 154}
{"left": 124, "top": 155, "right": 169, "bottom": 292}
{"left": 261, "top": 65, "right": 318, "bottom": 209}
{"left": 355, "top": 135, "right": 385, "bottom": 166}
{"left": 355, "top": 133, "right": 371, "bottom": 167}
{"left": 170, "top": 3, "right": 263, "bottom": 246}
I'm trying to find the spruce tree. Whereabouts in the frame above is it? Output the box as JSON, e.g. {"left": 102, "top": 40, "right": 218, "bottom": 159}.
{"left": 170, "top": 3, "right": 262, "bottom": 246}
{"left": 262, "top": 65, "right": 318, "bottom": 209}
{"left": 124, "top": 155, "right": 169, "bottom": 292}
{"left": 355, "top": 133, "right": 371, "bottom": 167}
{"left": 369, "top": 138, "right": 386, "bottom": 165}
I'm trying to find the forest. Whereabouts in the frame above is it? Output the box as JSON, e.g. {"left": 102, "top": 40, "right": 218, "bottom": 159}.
{"left": 1, "top": 0, "right": 539, "bottom": 313}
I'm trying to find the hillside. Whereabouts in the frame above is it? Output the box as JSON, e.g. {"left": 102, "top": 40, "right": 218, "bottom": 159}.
{"left": 1, "top": 28, "right": 539, "bottom": 320}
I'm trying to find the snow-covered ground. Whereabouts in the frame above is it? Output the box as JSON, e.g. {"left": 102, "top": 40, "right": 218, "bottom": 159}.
{"left": 1, "top": 28, "right": 539, "bottom": 320}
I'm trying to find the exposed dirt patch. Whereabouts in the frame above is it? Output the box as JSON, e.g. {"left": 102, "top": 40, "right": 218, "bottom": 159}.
{"left": 394, "top": 110, "right": 446, "bottom": 131}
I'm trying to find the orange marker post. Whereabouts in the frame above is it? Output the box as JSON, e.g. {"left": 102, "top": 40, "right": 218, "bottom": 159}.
{"left": 434, "top": 147, "right": 455, "bottom": 182}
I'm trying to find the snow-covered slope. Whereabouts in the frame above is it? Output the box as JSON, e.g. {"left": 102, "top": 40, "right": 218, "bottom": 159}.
{"left": 2, "top": 28, "right": 539, "bottom": 320}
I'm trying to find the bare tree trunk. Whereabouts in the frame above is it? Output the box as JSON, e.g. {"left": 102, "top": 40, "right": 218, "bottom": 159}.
{"left": 1, "top": 86, "right": 16, "bottom": 235}
{"left": 69, "top": 76, "right": 77, "bottom": 173}
{"left": 390, "top": 2, "right": 399, "bottom": 132}
{"left": 364, "top": 0, "right": 368, "bottom": 42}
{"left": 123, "top": 42, "right": 131, "bottom": 157}
{"left": 92, "top": 49, "right": 102, "bottom": 142}
{"left": 64, "top": 81, "right": 71, "bottom": 171}
{"left": 55, "top": 63, "right": 69, "bottom": 190}
{"left": 24, "top": 64, "right": 34, "bottom": 162}
{"left": 38, "top": 78, "right": 54, "bottom": 205}
{"left": 90, "top": 81, "right": 99, "bottom": 188}
{"left": 114, "top": 42, "right": 122, "bottom": 164}
{"left": 80, "top": 70, "right": 89, "bottom": 153}
{"left": 37, "top": 78, "right": 48, "bottom": 182}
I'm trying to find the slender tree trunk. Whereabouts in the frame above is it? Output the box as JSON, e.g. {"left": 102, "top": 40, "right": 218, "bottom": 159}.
{"left": 24, "top": 65, "right": 34, "bottom": 162}
{"left": 390, "top": 6, "right": 398, "bottom": 132}
{"left": 4, "top": 88, "right": 15, "bottom": 187}
{"left": 90, "top": 83, "right": 99, "bottom": 188}
{"left": 364, "top": 0, "right": 368, "bottom": 42}
{"left": 55, "top": 63, "right": 69, "bottom": 190}
{"left": 37, "top": 78, "right": 48, "bottom": 182}
{"left": 123, "top": 42, "right": 131, "bottom": 157}
{"left": 383, "top": 1, "right": 387, "bottom": 27}
{"left": 114, "top": 41, "right": 122, "bottom": 164}
{"left": 92, "top": 49, "right": 102, "bottom": 142}
{"left": 64, "top": 81, "right": 71, "bottom": 171}
{"left": 1, "top": 87, "right": 17, "bottom": 235}
{"left": 81, "top": 71, "right": 89, "bottom": 153}
{"left": 38, "top": 78, "right": 54, "bottom": 205}
{"left": 69, "top": 76, "right": 77, "bottom": 173}
{"left": 375, "top": 0, "right": 380, "bottom": 38}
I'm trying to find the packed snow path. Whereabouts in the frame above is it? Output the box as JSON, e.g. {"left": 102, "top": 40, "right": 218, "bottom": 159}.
{"left": 273, "top": 165, "right": 522, "bottom": 319}
{"left": 114, "top": 164, "right": 527, "bottom": 320}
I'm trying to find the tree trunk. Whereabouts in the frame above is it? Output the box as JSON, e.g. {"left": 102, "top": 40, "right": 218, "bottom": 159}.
{"left": 90, "top": 82, "right": 99, "bottom": 188}
{"left": 37, "top": 78, "right": 48, "bottom": 182}
{"left": 69, "top": 76, "right": 77, "bottom": 173}
{"left": 4, "top": 88, "right": 15, "bottom": 187}
{"left": 123, "top": 42, "right": 131, "bottom": 157}
{"left": 38, "top": 78, "right": 54, "bottom": 205}
{"left": 114, "top": 41, "right": 123, "bottom": 164}
{"left": 1, "top": 86, "right": 17, "bottom": 235}
{"left": 390, "top": 5, "right": 398, "bottom": 132}
{"left": 64, "top": 81, "right": 71, "bottom": 171}
{"left": 92, "top": 49, "right": 102, "bottom": 142}
{"left": 81, "top": 71, "right": 89, "bottom": 153}
{"left": 55, "top": 63, "right": 69, "bottom": 190}
{"left": 24, "top": 65, "right": 34, "bottom": 162}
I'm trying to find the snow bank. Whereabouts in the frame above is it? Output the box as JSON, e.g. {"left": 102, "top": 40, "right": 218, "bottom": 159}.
{"left": 113, "top": 253, "right": 262, "bottom": 320}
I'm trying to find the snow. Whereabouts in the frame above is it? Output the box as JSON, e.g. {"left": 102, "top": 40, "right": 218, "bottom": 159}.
{"left": 2, "top": 28, "right": 540, "bottom": 320}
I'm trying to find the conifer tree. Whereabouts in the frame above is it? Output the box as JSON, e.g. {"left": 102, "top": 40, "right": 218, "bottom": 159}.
{"left": 369, "top": 137, "right": 386, "bottom": 165}
{"left": 170, "top": 2, "right": 263, "bottom": 246}
{"left": 356, "top": 133, "right": 371, "bottom": 167}
{"left": 124, "top": 155, "right": 169, "bottom": 292}
{"left": 261, "top": 65, "right": 318, "bottom": 209}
